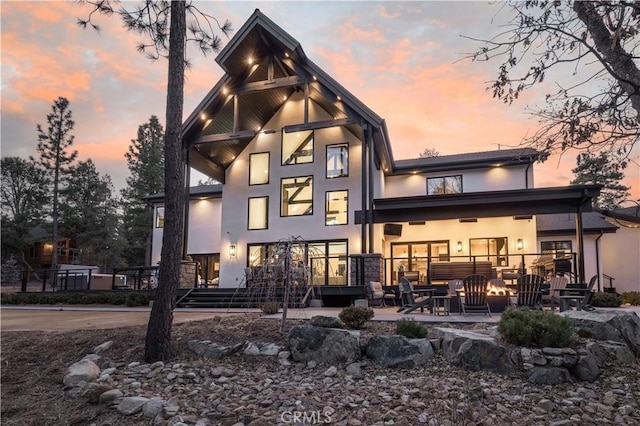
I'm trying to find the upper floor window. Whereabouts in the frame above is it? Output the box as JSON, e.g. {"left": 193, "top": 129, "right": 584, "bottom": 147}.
{"left": 281, "top": 176, "right": 313, "bottom": 216}
{"left": 282, "top": 130, "right": 313, "bottom": 165}
{"left": 248, "top": 197, "right": 268, "bottom": 230}
{"left": 155, "top": 207, "right": 165, "bottom": 228}
{"left": 326, "top": 143, "right": 348, "bottom": 178}
{"left": 325, "top": 190, "right": 348, "bottom": 225}
{"left": 249, "top": 152, "right": 269, "bottom": 185}
{"left": 541, "top": 241, "right": 572, "bottom": 257}
{"left": 427, "top": 175, "right": 462, "bottom": 195}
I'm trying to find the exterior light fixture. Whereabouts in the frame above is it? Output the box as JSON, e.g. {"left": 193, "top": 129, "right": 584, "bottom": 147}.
{"left": 456, "top": 241, "right": 462, "bottom": 252}
{"left": 517, "top": 239, "right": 523, "bottom": 251}
{"left": 248, "top": 57, "right": 253, "bottom": 65}
{"left": 336, "top": 95, "right": 341, "bottom": 101}
{"left": 200, "top": 113, "right": 207, "bottom": 120}
{"left": 228, "top": 244, "right": 237, "bottom": 258}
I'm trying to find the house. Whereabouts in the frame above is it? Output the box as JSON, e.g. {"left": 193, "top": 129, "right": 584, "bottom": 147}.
{"left": 149, "top": 10, "right": 619, "bottom": 292}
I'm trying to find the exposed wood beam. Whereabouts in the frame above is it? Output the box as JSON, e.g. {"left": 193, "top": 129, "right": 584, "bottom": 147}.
{"left": 233, "top": 76, "right": 306, "bottom": 95}
{"left": 233, "top": 94, "right": 239, "bottom": 134}
{"left": 196, "top": 130, "right": 256, "bottom": 144}
{"left": 284, "top": 118, "right": 356, "bottom": 133}
{"left": 304, "top": 83, "right": 309, "bottom": 124}
{"left": 268, "top": 55, "right": 274, "bottom": 81}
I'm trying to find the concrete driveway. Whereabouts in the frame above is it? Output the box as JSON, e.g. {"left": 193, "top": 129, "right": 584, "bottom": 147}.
{"left": 0, "top": 306, "right": 255, "bottom": 332}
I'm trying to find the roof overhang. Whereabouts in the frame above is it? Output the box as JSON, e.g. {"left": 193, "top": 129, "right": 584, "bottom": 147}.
{"left": 355, "top": 185, "right": 602, "bottom": 223}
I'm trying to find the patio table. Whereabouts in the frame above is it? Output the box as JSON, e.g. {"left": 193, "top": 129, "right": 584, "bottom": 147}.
{"left": 557, "top": 286, "right": 591, "bottom": 312}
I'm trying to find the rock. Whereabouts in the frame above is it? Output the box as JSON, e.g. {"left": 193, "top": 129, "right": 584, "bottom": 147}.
{"left": 82, "top": 354, "right": 101, "bottom": 363}
{"left": 259, "top": 343, "right": 282, "bottom": 356}
{"left": 570, "top": 353, "right": 600, "bottom": 382}
{"left": 288, "top": 324, "right": 361, "bottom": 364}
{"left": 98, "top": 389, "right": 123, "bottom": 405}
{"left": 93, "top": 341, "right": 113, "bottom": 354}
{"left": 435, "top": 328, "right": 515, "bottom": 374}
{"left": 365, "top": 335, "right": 435, "bottom": 368}
{"left": 309, "top": 315, "right": 343, "bottom": 329}
{"left": 324, "top": 366, "right": 338, "bottom": 377}
{"left": 143, "top": 398, "right": 166, "bottom": 418}
{"left": 63, "top": 359, "right": 101, "bottom": 386}
{"left": 81, "top": 383, "right": 112, "bottom": 403}
{"left": 243, "top": 342, "right": 261, "bottom": 355}
{"left": 520, "top": 348, "right": 547, "bottom": 366}
{"left": 187, "top": 340, "right": 244, "bottom": 359}
{"left": 528, "top": 366, "right": 571, "bottom": 385}
{"left": 561, "top": 310, "right": 640, "bottom": 356}
{"left": 586, "top": 339, "right": 636, "bottom": 365}
{"left": 538, "top": 398, "right": 555, "bottom": 412}
{"left": 619, "top": 405, "right": 634, "bottom": 416}
{"left": 117, "top": 396, "right": 150, "bottom": 415}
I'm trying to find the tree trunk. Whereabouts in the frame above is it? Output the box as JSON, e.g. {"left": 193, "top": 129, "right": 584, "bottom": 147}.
{"left": 145, "top": 0, "right": 186, "bottom": 362}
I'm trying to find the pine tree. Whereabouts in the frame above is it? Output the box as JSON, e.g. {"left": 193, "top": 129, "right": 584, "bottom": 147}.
{"left": 32, "top": 97, "right": 78, "bottom": 273}
{"left": 0, "top": 157, "right": 49, "bottom": 262}
{"left": 59, "top": 159, "right": 123, "bottom": 268}
{"left": 121, "top": 116, "right": 165, "bottom": 267}
{"left": 570, "top": 152, "right": 630, "bottom": 210}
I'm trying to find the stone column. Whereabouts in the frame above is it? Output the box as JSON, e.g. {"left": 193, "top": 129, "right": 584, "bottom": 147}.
{"left": 349, "top": 254, "right": 384, "bottom": 286}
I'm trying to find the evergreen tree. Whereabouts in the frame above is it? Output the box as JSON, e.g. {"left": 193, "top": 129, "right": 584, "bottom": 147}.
{"left": 121, "top": 116, "right": 165, "bottom": 267}
{"left": 0, "top": 157, "right": 49, "bottom": 262}
{"left": 570, "top": 152, "right": 630, "bottom": 210}
{"left": 59, "top": 159, "right": 124, "bottom": 268}
{"left": 31, "top": 97, "right": 78, "bottom": 273}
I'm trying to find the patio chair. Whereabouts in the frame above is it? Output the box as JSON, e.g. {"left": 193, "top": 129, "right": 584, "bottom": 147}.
{"left": 501, "top": 263, "right": 524, "bottom": 283}
{"left": 367, "top": 281, "right": 396, "bottom": 307}
{"left": 542, "top": 275, "right": 569, "bottom": 310}
{"left": 559, "top": 275, "right": 598, "bottom": 311}
{"left": 397, "top": 277, "right": 433, "bottom": 314}
{"left": 460, "top": 274, "right": 491, "bottom": 316}
{"left": 448, "top": 279, "right": 464, "bottom": 314}
{"left": 511, "top": 274, "right": 545, "bottom": 309}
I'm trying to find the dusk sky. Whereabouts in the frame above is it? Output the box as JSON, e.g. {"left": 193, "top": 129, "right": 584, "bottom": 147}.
{"left": 2, "top": 1, "right": 638, "bottom": 200}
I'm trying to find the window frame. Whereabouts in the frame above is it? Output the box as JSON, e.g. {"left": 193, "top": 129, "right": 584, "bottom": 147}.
{"left": 540, "top": 241, "right": 573, "bottom": 257}
{"left": 469, "top": 237, "right": 509, "bottom": 266}
{"left": 247, "top": 196, "right": 269, "bottom": 230}
{"left": 325, "top": 189, "right": 348, "bottom": 226}
{"left": 249, "top": 152, "right": 270, "bottom": 186}
{"left": 326, "top": 143, "right": 349, "bottom": 178}
{"left": 155, "top": 207, "right": 165, "bottom": 228}
{"left": 426, "top": 175, "right": 463, "bottom": 195}
{"left": 280, "top": 175, "right": 314, "bottom": 217}
{"left": 281, "top": 129, "right": 314, "bottom": 166}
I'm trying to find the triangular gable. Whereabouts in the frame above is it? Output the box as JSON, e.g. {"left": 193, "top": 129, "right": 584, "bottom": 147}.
{"left": 182, "top": 9, "right": 393, "bottom": 183}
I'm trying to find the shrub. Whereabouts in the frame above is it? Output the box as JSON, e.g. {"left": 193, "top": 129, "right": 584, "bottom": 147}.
{"left": 261, "top": 300, "right": 280, "bottom": 315}
{"left": 498, "top": 307, "right": 575, "bottom": 348}
{"left": 0, "top": 291, "right": 153, "bottom": 306}
{"left": 621, "top": 292, "right": 640, "bottom": 306}
{"left": 590, "top": 291, "right": 622, "bottom": 307}
{"left": 338, "top": 306, "right": 374, "bottom": 329}
{"left": 396, "top": 318, "right": 427, "bottom": 338}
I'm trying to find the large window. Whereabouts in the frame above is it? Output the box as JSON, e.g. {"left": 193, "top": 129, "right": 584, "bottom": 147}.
{"left": 249, "top": 152, "right": 269, "bottom": 185}
{"left": 281, "top": 176, "right": 313, "bottom": 216}
{"left": 155, "top": 207, "right": 164, "bottom": 228}
{"left": 427, "top": 175, "right": 462, "bottom": 195}
{"left": 282, "top": 130, "right": 313, "bottom": 165}
{"left": 541, "top": 241, "right": 572, "bottom": 257}
{"left": 325, "top": 190, "right": 348, "bottom": 225}
{"left": 326, "top": 143, "right": 348, "bottom": 178}
{"left": 390, "top": 241, "right": 449, "bottom": 284}
{"left": 246, "top": 240, "right": 348, "bottom": 285}
{"left": 248, "top": 197, "right": 268, "bottom": 230}
{"left": 470, "top": 237, "right": 508, "bottom": 266}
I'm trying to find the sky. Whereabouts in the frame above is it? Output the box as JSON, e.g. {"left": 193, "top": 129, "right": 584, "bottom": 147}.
{"left": 1, "top": 0, "right": 638, "bottom": 201}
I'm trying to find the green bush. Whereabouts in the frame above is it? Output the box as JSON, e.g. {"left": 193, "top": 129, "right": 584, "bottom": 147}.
{"left": 590, "top": 291, "right": 622, "bottom": 307}
{"left": 0, "top": 291, "right": 153, "bottom": 306}
{"left": 498, "top": 307, "right": 575, "bottom": 348}
{"left": 621, "top": 292, "right": 640, "bottom": 306}
{"left": 261, "top": 300, "right": 280, "bottom": 315}
{"left": 338, "top": 306, "right": 374, "bottom": 329}
{"left": 396, "top": 318, "right": 428, "bottom": 338}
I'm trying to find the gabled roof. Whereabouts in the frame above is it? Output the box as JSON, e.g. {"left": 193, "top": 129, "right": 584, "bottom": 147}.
{"left": 182, "top": 9, "right": 393, "bottom": 183}
{"left": 536, "top": 212, "right": 618, "bottom": 236}
{"left": 146, "top": 185, "right": 223, "bottom": 204}
{"left": 594, "top": 206, "right": 640, "bottom": 225}
{"left": 392, "top": 148, "right": 539, "bottom": 174}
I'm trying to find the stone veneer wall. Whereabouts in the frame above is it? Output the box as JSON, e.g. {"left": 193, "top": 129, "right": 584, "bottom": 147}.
{"left": 180, "top": 261, "right": 197, "bottom": 289}
{"left": 349, "top": 254, "right": 384, "bottom": 286}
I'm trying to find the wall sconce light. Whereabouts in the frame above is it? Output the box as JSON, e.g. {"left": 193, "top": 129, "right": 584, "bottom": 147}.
{"left": 516, "top": 239, "right": 523, "bottom": 251}
{"left": 456, "top": 241, "right": 463, "bottom": 252}
{"left": 228, "top": 244, "right": 237, "bottom": 258}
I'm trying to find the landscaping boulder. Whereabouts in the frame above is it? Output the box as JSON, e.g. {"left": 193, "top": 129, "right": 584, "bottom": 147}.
{"left": 586, "top": 339, "right": 636, "bottom": 366}
{"left": 63, "top": 359, "right": 101, "bottom": 386}
{"left": 435, "top": 327, "right": 515, "bottom": 374}
{"left": 560, "top": 310, "right": 640, "bottom": 356}
{"left": 117, "top": 396, "right": 150, "bottom": 416}
{"left": 365, "top": 335, "right": 435, "bottom": 368}
{"left": 310, "top": 315, "right": 343, "bottom": 329}
{"left": 528, "top": 366, "right": 572, "bottom": 385}
{"left": 81, "top": 383, "right": 112, "bottom": 403}
{"left": 288, "top": 324, "right": 361, "bottom": 364}
{"left": 570, "top": 352, "right": 600, "bottom": 382}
